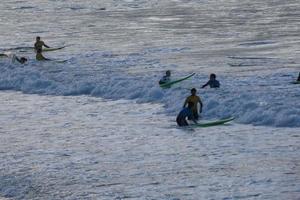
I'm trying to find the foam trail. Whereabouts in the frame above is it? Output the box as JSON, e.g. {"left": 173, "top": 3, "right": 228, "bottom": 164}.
{"left": 0, "top": 50, "right": 299, "bottom": 127}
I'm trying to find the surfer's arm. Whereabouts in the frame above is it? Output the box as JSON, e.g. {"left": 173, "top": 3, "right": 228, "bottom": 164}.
{"left": 201, "top": 81, "right": 209, "bottom": 88}
{"left": 42, "top": 41, "right": 50, "bottom": 48}
{"left": 199, "top": 100, "right": 203, "bottom": 113}
{"left": 43, "top": 44, "right": 50, "bottom": 48}
{"left": 15, "top": 56, "right": 21, "bottom": 63}
{"left": 183, "top": 98, "right": 188, "bottom": 108}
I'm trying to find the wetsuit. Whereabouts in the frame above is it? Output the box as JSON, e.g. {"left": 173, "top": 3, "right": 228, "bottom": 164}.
{"left": 34, "top": 41, "right": 49, "bottom": 51}
{"left": 184, "top": 95, "right": 202, "bottom": 120}
{"left": 202, "top": 79, "right": 220, "bottom": 88}
{"left": 176, "top": 107, "right": 195, "bottom": 126}
{"left": 159, "top": 75, "right": 170, "bottom": 84}
{"left": 36, "top": 52, "right": 49, "bottom": 61}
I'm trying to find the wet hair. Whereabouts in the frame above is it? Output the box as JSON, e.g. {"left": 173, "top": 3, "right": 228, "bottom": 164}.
{"left": 187, "top": 101, "right": 194, "bottom": 108}
{"left": 210, "top": 73, "right": 216, "bottom": 79}
{"left": 36, "top": 36, "right": 40, "bottom": 40}
{"left": 20, "top": 57, "right": 27, "bottom": 63}
{"left": 191, "top": 88, "right": 197, "bottom": 93}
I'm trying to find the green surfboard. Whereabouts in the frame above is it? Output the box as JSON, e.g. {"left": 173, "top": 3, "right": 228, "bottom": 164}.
{"left": 192, "top": 117, "right": 235, "bottom": 127}
{"left": 159, "top": 73, "right": 195, "bottom": 88}
{"left": 43, "top": 46, "right": 66, "bottom": 52}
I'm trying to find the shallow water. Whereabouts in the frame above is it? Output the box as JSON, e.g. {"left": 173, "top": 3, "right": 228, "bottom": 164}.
{"left": 0, "top": 92, "right": 299, "bottom": 200}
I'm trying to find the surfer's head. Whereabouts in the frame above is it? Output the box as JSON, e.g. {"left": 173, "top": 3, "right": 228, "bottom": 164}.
{"left": 36, "top": 36, "right": 41, "bottom": 41}
{"left": 20, "top": 57, "right": 27, "bottom": 64}
{"left": 210, "top": 73, "right": 216, "bottom": 80}
{"left": 166, "top": 70, "right": 171, "bottom": 77}
{"left": 191, "top": 88, "right": 197, "bottom": 95}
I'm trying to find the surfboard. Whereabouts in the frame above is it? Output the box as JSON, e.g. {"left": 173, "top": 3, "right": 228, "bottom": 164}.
{"left": 43, "top": 46, "right": 66, "bottom": 52}
{"left": 55, "top": 59, "right": 68, "bottom": 63}
{"left": 159, "top": 73, "right": 195, "bottom": 88}
{"left": 192, "top": 117, "right": 235, "bottom": 127}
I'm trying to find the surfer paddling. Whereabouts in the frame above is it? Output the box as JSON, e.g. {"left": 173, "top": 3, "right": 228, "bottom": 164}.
{"left": 14, "top": 56, "right": 27, "bottom": 64}
{"left": 202, "top": 73, "right": 220, "bottom": 88}
{"left": 177, "top": 102, "right": 198, "bottom": 126}
{"left": 183, "top": 88, "right": 203, "bottom": 120}
{"left": 34, "top": 36, "right": 50, "bottom": 52}
{"left": 159, "top": 70, "right": 171, "bottom": 84}
{"left": 1, "top": 53, "right": 27, "bottom": 64}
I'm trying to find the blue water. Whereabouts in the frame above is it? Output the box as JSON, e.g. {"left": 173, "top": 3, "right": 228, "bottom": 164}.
{"left": 0, "top": 0, "right": 300, "bottom": 199}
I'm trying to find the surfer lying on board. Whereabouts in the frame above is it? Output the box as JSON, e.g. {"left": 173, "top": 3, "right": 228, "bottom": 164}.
{"left": 36, "top": 49, "right": 51, "bottom": 61}
{"left": 34, "top": 36, "right": 50, "bottom": 51}
{"left": 202, "top": 73, "right": 220, "bottom": 88}
{"left": 183, "top": 88, "right": 203, "bottom": 120}
{"left": 1, "top": 53, "right": 27, "bottom": 64}
{"left": 159, "top": 70, "right": 171, "bottom": 84}
{"left": 177, "top": 102, "right": 198, "bottom": 126}
{"left": 14, "top": 56, "right": 28, "bottom": 64}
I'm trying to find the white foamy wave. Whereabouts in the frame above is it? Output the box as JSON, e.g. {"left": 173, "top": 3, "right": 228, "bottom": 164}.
{"left": 0, "top": 51, "right": 299, "bottom": 127}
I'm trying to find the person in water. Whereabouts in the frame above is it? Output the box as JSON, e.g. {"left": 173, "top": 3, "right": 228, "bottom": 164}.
{"left": 159, "top": 70, "right": 171, "bottom": 84}
{"left": 297, "top": 72, "right": 300, "bottom": 82}
{"left": 183, "top": 88, "right": 203, "bottom": 120}
{"left": 34, "top": 36, "right": 50, "bottom": 51}
{"left": 202, "top": 73, "right": 220, "bottom": 88}
{"left": 36, "top": 49, "right": 50, "bottom": 61}
{"left": 1, "top": 53, "right": 27, "bottom": 64}
{"left": 15, "top": 56, "right": 27, "bottom": 64}
{"left": 177, "top": 102, "right": 198, "bottom": 126}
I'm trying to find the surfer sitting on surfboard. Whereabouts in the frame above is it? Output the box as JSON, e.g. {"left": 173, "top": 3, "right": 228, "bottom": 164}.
{"left": 159, "top": 70, "right": 171, "bottom": 84}
{"left": 183, "top": 88, "right": 203, "bottom": 120}
{"left": 177, "top": 102, "right": 198, "bottom": 126}
{"left": 34, "top": 36, "right": 50, "bottom": 52}
{"left": 202, "top": 73, "right": 220, "bottom": 88}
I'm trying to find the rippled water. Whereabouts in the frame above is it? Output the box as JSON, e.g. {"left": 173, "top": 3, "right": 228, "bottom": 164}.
{"left": 0, "top": 0, "right": 300, "bottom": 199}
{"left": 0, "top": 92, "right": 299, "bottom": 200}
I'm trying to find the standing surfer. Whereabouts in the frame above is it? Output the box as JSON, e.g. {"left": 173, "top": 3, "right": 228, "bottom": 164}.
{"left": 183, "top": 88, "right": 203, "bottom": 120}
{"left": 34, "top": 36, "right": 50, "bottom": 51}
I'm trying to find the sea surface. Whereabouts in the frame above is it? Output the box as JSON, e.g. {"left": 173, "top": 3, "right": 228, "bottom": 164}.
{"left": 0, "top": 0, "right": 299, "bottom": 199}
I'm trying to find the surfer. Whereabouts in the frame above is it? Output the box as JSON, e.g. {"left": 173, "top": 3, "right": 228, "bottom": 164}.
{"left": 14, "top": 56, "right": 28, "bottom": 64}
{"left": 1, "top": 53, "right": 27, "bottom": 64}
{"left": 36, "top": 49, "right": 51, "bottom": 61}
{"left": 177, "top": 102, "right": 198, "bottom": 126}
{"left": 183, "top": 88, "right": 203, "bottom": 120}
{"left": 202, "top": 73, "right": 220, "bottom": 88}
{"left": 159, "top": 70, "right": 171, "bottom": 84}
{"left": 34, "top": 36, "right": 50, "bottom": 51}
{"left": 297, "top": 72, "right": 300, "bottom": 81}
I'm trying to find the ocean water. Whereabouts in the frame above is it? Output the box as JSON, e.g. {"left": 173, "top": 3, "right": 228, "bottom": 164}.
{"left": 0, "top": 0, "right": 299, "bottom": 199}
